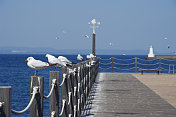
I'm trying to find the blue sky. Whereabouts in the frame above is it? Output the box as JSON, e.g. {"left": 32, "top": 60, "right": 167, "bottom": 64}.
{"left": 0, "top": 0, "right": 176, "bottom": 53}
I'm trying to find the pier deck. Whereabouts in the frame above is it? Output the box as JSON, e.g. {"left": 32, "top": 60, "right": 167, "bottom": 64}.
{"left": 83, "top": 73, "right": 176, "bottom": 117}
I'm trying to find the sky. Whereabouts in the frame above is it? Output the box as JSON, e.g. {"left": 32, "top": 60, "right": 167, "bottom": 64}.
{"left": 0, "top": 0, "right": 176, "bottom": 53}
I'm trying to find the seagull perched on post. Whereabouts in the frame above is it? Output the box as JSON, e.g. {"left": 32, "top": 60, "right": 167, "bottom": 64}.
{"left": 25, "top": 57, "right": 49, "bottom": 76}
{"left": 46, "top": 54, "right": 67, "bottom": 71}
{"left": 77, "top": 54, "right": 84, "bottom": 61}
{"left": 58, "top": 56, "right": 73, "bottom": 67}
{"left": 86, "top": 54, "right": 96, "bottom": 59}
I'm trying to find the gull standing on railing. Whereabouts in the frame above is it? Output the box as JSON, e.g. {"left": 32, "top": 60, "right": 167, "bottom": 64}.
{"left": 58, "top": 56, "right": 73, "bottom": 67}
{"left": 86, "top": 53, "right": 96, "bottom": 59}
{"left": 77, "top": 54, "right": 84, "bottom": 61}
{"left": 25, "top": 57, "right": 49, "bottom": 76}
{"left": 46, "top": 54, "right": 67, "bottom": 71}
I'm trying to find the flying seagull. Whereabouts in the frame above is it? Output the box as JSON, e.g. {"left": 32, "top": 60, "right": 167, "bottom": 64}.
{"left": 85, "top": 35, "right": 89, "bottom": 39}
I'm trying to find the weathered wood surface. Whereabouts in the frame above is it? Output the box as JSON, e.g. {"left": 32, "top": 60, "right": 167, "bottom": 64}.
{"left": 83, "top": 73, "right": 176, "bottom": 117}
{"left": 30, "top": 76, "right": 43, "bottom": 117}
{"left": 0, "top": 86, "right": 12, "bottom": 117}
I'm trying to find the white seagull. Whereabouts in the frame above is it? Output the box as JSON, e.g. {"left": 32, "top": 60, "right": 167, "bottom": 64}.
{"left": 77, "top": 54, "right": 84, "bottom": 61}
{"left": 86, "top": 54, "right": 96, "bottom": 59}
{"left": 58, "top": 56, "right": 72, "bottom": 67}
{"left": 25, "top": 57, "right": 49, "bottom": 76}
{"left": 46, "top": 54, "right": 67, "bottom": 71}
{"left": 85, "top": 35, "right": 89, "bottom": 39}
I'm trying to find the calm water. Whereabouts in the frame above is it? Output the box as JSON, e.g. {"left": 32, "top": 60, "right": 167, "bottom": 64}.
{"left": 0, "top": 54, "right": 175, "bottom": 116}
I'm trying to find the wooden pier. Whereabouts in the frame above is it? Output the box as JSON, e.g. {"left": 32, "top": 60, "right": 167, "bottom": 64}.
{"left": 83, "top": 73, "right": 176, "bottom": 117}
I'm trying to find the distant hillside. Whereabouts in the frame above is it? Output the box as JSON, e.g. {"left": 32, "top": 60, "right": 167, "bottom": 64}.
{"left": 0, "top": 46, "right": 159, "bottom": 55}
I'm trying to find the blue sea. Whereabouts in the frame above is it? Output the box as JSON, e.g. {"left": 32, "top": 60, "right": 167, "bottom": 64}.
{"left": 0, "top": 54, "right": 176, "bottom": 117}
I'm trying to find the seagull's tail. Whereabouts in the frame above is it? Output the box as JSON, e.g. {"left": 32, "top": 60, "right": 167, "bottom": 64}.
{"left": 66, "top": 63, "right": 73, "bottom": 68}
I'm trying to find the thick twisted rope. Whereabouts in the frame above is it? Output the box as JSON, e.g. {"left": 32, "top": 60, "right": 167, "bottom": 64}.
{"left": 113, "top": 57, "right": 134, "bottom": 61}
{"left": 99, "top": 57, "right": 112, "bottom": 60}
{"left": 68, "top": 92, "right": 72, "bottom": 105}
{"left": 113, "top": 62, "right": 135, "bottom": 65}
{"left": 43, "top": 79, "right": 56, "bottom": 99}
{"left": 59, "top": 74, "right": 67, "bottom": 86}
{"left": 59, "top": 99, "right": 66, "bottom": 116}
{"left": 51, "top": 111, "right": 56, "bottom": 117}
{"left": 138, "top": 62, "right": 158, "bottom": 65}
{"left": 0, "top": 102, "right": 4, "bottom": 108}
{"left": 11, "top": 87, "right": 38, "bottom": 114}
{"left": 99, "top": 62, "right": 112, "bottom": 65}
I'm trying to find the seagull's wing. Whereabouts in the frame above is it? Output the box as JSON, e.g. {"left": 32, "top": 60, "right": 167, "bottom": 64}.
{"left": 49, "top": 58, "right": 60, "bottom": 65}
{"left": 31, "top": 60, "right": 49, "bottom": 68}
{"left": 58, "top": 56, "right": 72, "bottom": 64}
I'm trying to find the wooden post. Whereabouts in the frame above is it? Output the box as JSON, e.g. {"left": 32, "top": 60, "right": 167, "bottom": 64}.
{"left": 30, "top": 76, "right": 44, "bottom": 117}
{"left": 77, "top": 65, "right": 81, "bottom": 116}
{"left": 49, "top": 71, "right": 59, "bottom": 117}
{"left": 60, "top": 67, "right": 68, "bottom": 117}
{"left": 0, "top": 86, "right": 12, "bottom": 117}
{"left": 73, "top": 65, "right": 78, "bottom": 117}
{"left": 135, "top": 57, "right": 137, "bottom": 73}
{"left": 159, "top": 59, "right": 161, "bottom": 71}
{"left": 112, "top": 57, "right": 114, "bottom": 73}
{"left": 67, "top": 70, "right": 74, "bottom": 116}
{"left": 92, "top": 34, "right": 96, "bottom": 56}
{"left": 169, "top": 64, "right": 170, "bottom": 74}
{"left": 173, "top": 65, "right": 175, "bottom": 74}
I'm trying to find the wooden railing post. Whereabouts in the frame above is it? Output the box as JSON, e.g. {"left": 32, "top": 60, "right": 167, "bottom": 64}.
{"left": 169, "top": 64, "right": 170, "bottom": 74}
{"left": 0, "top": 86, "right": 12, "bottom": 117}
{"left": 112, "top": 57, "right": 114, "bottom": 73}
{"left": 159, "top": 59, "right": 161, "bottom": 71}
{"left": 135, "top": 57, "right": 138, "bottom": 72}
{"left": 73, "top": 65, "right": 78, "bottom": 117}
{"left": 77, "top": 65, "right": 81, "bottom": 117}
{"left": 67, "top": 68, "right": 74, "bottom": 117}
{"left": 49, "top": 71, "right": 59, "bottom": 117}
{"left": 60, "top": 67, "right": 68, "bottom": 117}
{"left": 173, "top": 65, "right": 175, "bottom": 74}
{"left": 30, "top": 76, "right": 44, "bottom": 117}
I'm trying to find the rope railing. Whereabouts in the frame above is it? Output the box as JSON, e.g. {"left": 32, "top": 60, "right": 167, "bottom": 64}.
{"left": 113, "top": 57, "right": 134, "bottom": 61}
{"left": 138, "top": 62, "right": 158, "bottom": 65}
{"left": 113, "top": 67, "right": 137, "bottom": 70}
{"left": 98, "top": 57, "right": 112, "bottom": 60}
{"left": 43, "top": 79, "right": 56, "bottom": 99}
{"left": 99, "top": 66, "right": 112, "bottom": 69}
{"left": 59, "top": 57, "right": 99, "bottom": 117}
{"left": 59, "top": 73, "right": 67, "bottom": 86}
{"left": 59, "top": 99, "right": 66, "bottom": 116}
{"left": 99, "top": 62, "right": 112, "bottom": 65}
{"left": 113, "top": 62, "right": 135, "bottom": 65}
{"left": 11, "top": 86, "right": 38, "bottom": 114}
{"left": 99, "top": 56, "right": 176, "bottom": 73}
{"left": 137, "top": 57, "right": 157, "bottom": 61}
{"left": 0, "top": 102, "right": 4, "bottom": 108}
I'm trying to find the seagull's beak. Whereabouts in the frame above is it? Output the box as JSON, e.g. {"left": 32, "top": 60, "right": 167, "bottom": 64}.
{"left": 25, "top": 60, "right": 28, "bottom": 61}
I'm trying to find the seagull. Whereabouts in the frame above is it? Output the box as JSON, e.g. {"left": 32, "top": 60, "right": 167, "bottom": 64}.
{"left": 164, "top": 37, "right": 168, "bottom": 40}
{"left": 86, "top": 54, "right": 96, "bottom": 59}
{"left": 25, "top": 57, "right": 49, "bottom": 76}
{"left": 77, "top": 54, "right": 84, "bottom": 61}
{"left": 85, "top": 35, "right": 89, "bottom": 39}
{"left": 58, "top": 56, "right": 72, "bottom": 67}
{"left": 56, "top": 37, "right": 59, "bottom": 40}
{"left": 46, "top": 54, "right": 67, "bottom": 71}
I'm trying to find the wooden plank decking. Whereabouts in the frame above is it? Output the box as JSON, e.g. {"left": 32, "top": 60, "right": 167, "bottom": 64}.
{"left": 83, "top": 73, "right": 176, "bottom": 117}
